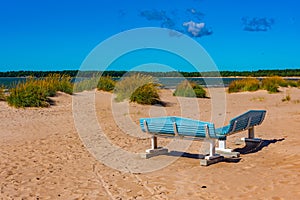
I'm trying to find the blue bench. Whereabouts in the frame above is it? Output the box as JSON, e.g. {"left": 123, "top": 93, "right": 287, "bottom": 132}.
{"left": 140, "top": 110, "right": 266, "bottom": 165}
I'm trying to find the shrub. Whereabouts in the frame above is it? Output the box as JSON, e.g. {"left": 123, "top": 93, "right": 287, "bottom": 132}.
{"left": 264, "top": 84, "right": 279, "bottom": 93}
{"left": 228, "top": 78, "right": 260, "bottom": 93}
{"left": 43, "top": 74, "right": 73, "bottom": 95}
{"left": 56, "top": 75, "right": 73, "bottom": 95}
{"left": 261, "top": 76, "right": 287, "bottom": 93}
{"left": 173, "top": 80, "right": 194, "bottom": 97}
{"left": 7, "top": 74, "right": 73, "bottom": 108}
{"left": 173, "top": 80, "right": 207, "bottom": 98}
{"left": 0, "top": 86, "right": 6, "bottom": 101}
{"left": 287, "top": 80, "right": 298, "bottom": 87}
{"left": 297, "top": 80, "right": 300, "bottom": 87}
{"left": 7, "top": 79, "right": 50, "bottom": 107}
{"left": 114, "top": 73, "right": 158, "bottom": 102}
{"left": 192, "top": 84, "right": 207, "bottom": 98}
{"left": 97, "top": 76, "right": 116, "bottom": 92}
{"left": 130, "top": 83, "right": 160, "bottom": 105}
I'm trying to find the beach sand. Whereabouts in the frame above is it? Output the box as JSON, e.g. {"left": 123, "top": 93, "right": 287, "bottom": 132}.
{"left": 1, "top": 88, "right": 300, "bottom": 199}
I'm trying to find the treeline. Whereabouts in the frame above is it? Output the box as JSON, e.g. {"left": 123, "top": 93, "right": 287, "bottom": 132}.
{"left": 0, "top": 70, "right": 126, "bottom": 78}
{"left": 0, "top": 70, "right": 79, "bottom": 78}
{"left": 219, "top": 69, "right": 300, "bottom": 77}
{"left": 1, "top": 69, "right": 300, "bottom": 78}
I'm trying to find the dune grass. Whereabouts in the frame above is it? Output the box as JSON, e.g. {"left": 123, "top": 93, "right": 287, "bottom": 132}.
{"left": 228, "top": 78, "right": 260, "bottom": 93}
{"left": 262, "top": 76, "right": 300, "bottom": 92}
{"left": 261, "top": 76, "right": 287, "bottom": 93}
{"left": 173, "top": 80, "right": 207, "bottom": 98}
{"left": 74, "top": 73, "right": 160, "bottom": 105}
{"left": 229, "top": 76, "right": 300, "bottom": 94}
{"left": 130, "top": 83, "right": 161, "bottom": 105}
{"left": 43, "top": 74, "right": 73, "bottom": 96}
{"left": 73, "top": 75, "right": 116, "bottom": 93}
{"left": 114, "top": 73, "right": 159, "bottom": 103}
{"left": 0, "top": 86, "right": 6, "bottom": 101}
{"left": 7, "top": 78, "right": 52, "bottom": 107}
{"left": 7, "top": 74, "right": 73, "bottom": 108}
{"left": 286, "top": 80, "right": 298, "bottom": 87}
{"left": 250, "top": 96, "right": 265, "bottom": 102}
{"left": 297, "top": 80, "right": 300, "bottom": 87}
{"left": 97, "top": 76, "right": 116, "bottom": 92}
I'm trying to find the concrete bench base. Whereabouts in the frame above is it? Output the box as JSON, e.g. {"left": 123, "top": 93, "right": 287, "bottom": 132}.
{"left": 140, "top": 147, "right": 169, "bottom": 159}
{"left": 216, "top": 140, "right": 240, "bottom": 158}
{"left": 216, "top": 149, "right": 240, "bottom": 158}
{"left": 200, "top": 156, "right": 224, "bottom": 166}
{"left": 235, "top": 137, "right": 262, "bottom": 146}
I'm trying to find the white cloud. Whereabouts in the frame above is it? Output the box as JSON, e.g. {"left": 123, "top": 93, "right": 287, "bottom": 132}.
{"left": 183, "top": 21, "right": 206, "bottom": 37}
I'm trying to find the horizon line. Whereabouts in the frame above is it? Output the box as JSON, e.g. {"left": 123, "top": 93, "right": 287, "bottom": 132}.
{"left": 1, "top": 68, "right": 300, "bottom": 73}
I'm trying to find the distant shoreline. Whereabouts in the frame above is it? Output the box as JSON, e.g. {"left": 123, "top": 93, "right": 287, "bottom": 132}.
{"left": 157, "top": 76, "right": 300, "bottom": 79}
{"left": 0, "top": 69, "right": 300, "bottom": 78}
{"left": 2, "top": 76, "right": 299, "bottom": 89}
{"left": 0, "top": 76, "right": 300, "bottom": 79}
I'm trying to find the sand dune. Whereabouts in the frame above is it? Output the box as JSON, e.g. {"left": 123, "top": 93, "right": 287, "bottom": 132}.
{"left": 1, "top": 88, "right": 300, "bottom": 199}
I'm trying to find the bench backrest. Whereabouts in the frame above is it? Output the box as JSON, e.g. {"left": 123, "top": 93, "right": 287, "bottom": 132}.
{"left": 226, "top": 110, "right": 266, "bottom": 135}
{"left": 140, "top": 116, "right": 219, "bottom": 139}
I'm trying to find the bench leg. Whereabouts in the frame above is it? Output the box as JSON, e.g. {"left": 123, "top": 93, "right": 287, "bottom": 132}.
{"left": 248, "top": 127, "right": 254, "bottom": 139}
{"left": 205, "top": 139, "right": 218, "bottom": 159}
{"left": 201, "top": 139, "right": 224, "bottom": 166}
{"left": 241, "top": 127, "right": 261, "bottom": 143}
{"left": 218, "top": 140, "right": 226, "bottom": 149}
{"left": 209, "top": 139, "right": 216, "bottom": 157}
{"left": 151, "top": 136, "right": 158, "bottom": 149}
{"left": 140, "top": 135, "right": 168, "bottom": 159}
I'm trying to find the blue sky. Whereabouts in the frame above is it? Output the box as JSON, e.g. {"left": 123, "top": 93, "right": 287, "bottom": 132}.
{"left": 0, "top": 0, "right": 299, "bottom": 72}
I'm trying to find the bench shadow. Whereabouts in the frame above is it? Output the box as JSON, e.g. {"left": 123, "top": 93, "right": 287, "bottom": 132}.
{"left": 162, "top": 138, "right": 285, "bottom": 164}
{"left": 168, "top": 151, "right": 203, "bottom": 159}
{"left": 155, "top": 101, "right": 175, "bottom": 107}
{"left": 234, "top": 138, "right": 285, "bottom": 155}
{"left": 167, "top": 151, "right": 242, "bottom": 163}
{"left": 47, "top": 98, "right": 56, "bottom": 106}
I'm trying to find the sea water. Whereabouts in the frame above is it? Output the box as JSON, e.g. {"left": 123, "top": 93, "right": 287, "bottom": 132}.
{"left": 1, "top": 77, "right": 298, "bottom": 89}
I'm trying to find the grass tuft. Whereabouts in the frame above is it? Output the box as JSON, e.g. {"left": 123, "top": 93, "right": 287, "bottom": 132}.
{"left": 97, "top": 76, "right": 116, "bottom": 92}
{"left": 228, "top": 76, "right": 300, "bottom": 94}
{"left": 7, "top": 74, "right": 73, "bottom": 108}
{"left": 261, "top": 76, "right": 287, "bottom": 93}
{"left": 228, "top": 78, "right": 260, "bottom": 93}
{"left": 250, "top": 96, "right": 265, "bottom": 102}
{"left": 43, "top": 74, "right": 73, "bottom": 96}
{"left": 287, "top": 80, "right": 298, "bottom": 87}
{"left": 73, "top": 75, "right": 116, "bottom": 93}
{"left": 173, "top": 80, "right": 207, "bottom": 98}
{"left": 130, "top": 83, "right": 161, "bottom": 105}
{"left": 114, "top": 73, "right": 158, "bottom": 102}
{"left": 293, "top": 99, "right": 300, "bottom": 104}
{"left": 0, "top": 86, "right": 6, "bottom": 101}
{"left": 7, "top": 78, "right": 51, "bottom": 107}
{"left": 282, "top": 94, "right": 291, "bottom": 102}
